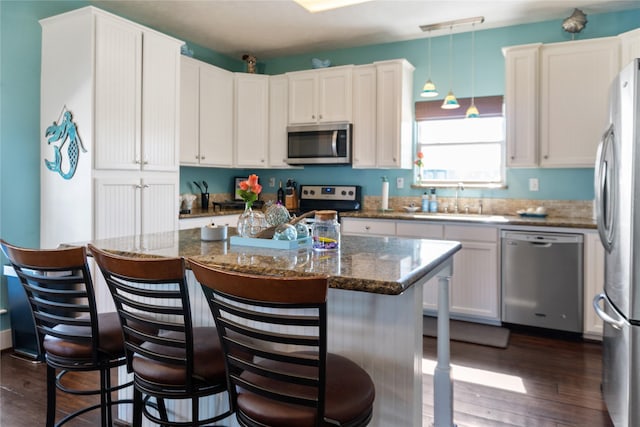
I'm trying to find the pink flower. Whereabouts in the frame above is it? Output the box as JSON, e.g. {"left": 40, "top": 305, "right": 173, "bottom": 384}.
{"left": 238, "top": 174, "right": 262, "bottom": 207}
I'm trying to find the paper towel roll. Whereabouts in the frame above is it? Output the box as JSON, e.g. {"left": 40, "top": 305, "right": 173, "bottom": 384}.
{"left": 381, "top": 180, "right": 389, "bottom": 211}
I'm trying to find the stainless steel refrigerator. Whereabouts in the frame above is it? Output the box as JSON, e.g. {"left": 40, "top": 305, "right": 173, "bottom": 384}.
{"left": 593, "top": 58, "right": 640, "bottom": 427}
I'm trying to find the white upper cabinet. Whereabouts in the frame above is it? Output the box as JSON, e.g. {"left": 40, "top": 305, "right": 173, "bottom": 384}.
{"left": 351, "top": 65, "right": 377, "bottom": 168}
{"left": 539, "top": 37, "right": 619, "bottom": 167}
{"left": 287, "top": 66, "right": 353, "bottom": 125}
{"left": 93, "top": 13, "right": 180, "bottom": 171}
{"left": 234, "top": 73, "right": 270, "bottom": 167}
{"left": 179, "top": 57, "right": 234, "bottom": 167}
{"left": 268, "top": 75, "right": 299, "bottom": 168}
{"left": 619, "top": 28, "right": 640, "bottom": 69}
{"left": 352, "top": 59, "right": 414, "bottom": 169}
{"left": 375, "top": 60, "right": 414, "bottom": 169}
{"left": 200, "top": 63, "right": 234, "bottom": 166}
{"left": 503, "top": 43, "right": 540, "bottom": 168}
{"left": 504, "top": 36, "right": 621, "bottom": 168}
{"left": 179, "top": 57, "right": 200, "bottom": 165}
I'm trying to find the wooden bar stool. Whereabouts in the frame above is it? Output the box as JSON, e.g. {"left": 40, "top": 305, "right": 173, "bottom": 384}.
{"left": 189, "top": 259, "right": 376, "bottom": 427}
{"left": 0, "top": 240, "right": 132, "bottom": 427}
{"left": 88, "top": 245, "right": 232, "bottom": 427}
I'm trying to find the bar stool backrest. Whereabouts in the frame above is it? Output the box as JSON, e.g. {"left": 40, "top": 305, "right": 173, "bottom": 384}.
{"left": 0, "top": 240, "right": 99, "bottom": 365}
{"left": 189, "top": 259, "right": 331, "bottom": 427}
{"left": 88, "top": 245, "right": 197, "bottom": 388}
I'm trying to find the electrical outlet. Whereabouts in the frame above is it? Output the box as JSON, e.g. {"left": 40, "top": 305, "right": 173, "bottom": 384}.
{"left": 396, "top": 177, "right": 404, "bottom": 189}
{"left": 268, "top": 177, "right": 276, "bottom": 188}
{"left": 529, "top": 178, "right": 539, "bottom": 192}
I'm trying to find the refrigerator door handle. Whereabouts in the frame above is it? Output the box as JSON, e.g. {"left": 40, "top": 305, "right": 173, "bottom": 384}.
{"left": 594, "top": 124, "right": 616, "bottom": 252}
{"left": 593, "top": 293, "right": 625, "bottom": 330}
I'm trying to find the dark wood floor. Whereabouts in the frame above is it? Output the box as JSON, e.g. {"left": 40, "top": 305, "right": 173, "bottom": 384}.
{"left": 1, "top": 330, "right": 613, "bottom": 427}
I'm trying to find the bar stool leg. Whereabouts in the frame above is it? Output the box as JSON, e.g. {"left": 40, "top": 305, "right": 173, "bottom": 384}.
{"left": 46, "top": 366, "right": 56, "bottom": 427}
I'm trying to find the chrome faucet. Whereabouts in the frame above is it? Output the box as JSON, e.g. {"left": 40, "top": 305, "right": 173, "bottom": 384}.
{"left": 454, "top": 183, "right": 464, "bottom": 213}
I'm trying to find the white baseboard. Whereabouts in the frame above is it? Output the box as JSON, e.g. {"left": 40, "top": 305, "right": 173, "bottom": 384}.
{"left": 0, "top": 329, "right": 12, "bottom": 351}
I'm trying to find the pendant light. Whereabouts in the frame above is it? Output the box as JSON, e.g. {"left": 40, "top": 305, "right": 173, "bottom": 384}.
{"left": 466, "top": 22, "right": 480, "bottom": 118}
{"left": 420, "top": 30, "right": 438, "bottom": 98}
{"left": 441, "top": 25, "right": 460, "bottom": 110}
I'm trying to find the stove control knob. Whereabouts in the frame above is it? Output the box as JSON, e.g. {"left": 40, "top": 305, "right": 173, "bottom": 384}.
{"left": 310, "top": 190, "right": 315, "bottom": 195}
{"left": 348, "top": 190, "right": 354, "bottom": 196}
{"left": 341, "top": 190, "right": 346, "bottom": 196}
{"left": 303, "top": 189, "right": 309, "bottom": 195}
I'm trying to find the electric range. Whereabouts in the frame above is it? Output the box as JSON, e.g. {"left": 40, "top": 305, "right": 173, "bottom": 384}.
{"left": 297, "top": 185, "right": 362, "bottom": 217}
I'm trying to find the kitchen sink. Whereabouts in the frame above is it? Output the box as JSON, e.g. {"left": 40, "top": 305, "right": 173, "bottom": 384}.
{"left": 408, "top": 213, "right": 510, "bottom": 223}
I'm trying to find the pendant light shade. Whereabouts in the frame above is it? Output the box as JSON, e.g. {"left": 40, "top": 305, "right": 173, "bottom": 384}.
{"left": 421, "top": 31, "right": 438, "bottom": 98}
{"left": 442, "top": 91, "right": 460, "bottom": 109}
{"left": 441, "top": 26, "right": 460, "bottom": 110}
{"left": 466, "top": 22, "right": 480, "bottom": 118}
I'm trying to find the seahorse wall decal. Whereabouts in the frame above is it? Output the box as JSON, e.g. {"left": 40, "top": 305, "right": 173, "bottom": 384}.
{"left": 44, "top": 108, "right": 87, "bottom": 180}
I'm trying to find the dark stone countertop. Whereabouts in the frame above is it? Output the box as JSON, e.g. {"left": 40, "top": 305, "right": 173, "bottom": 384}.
{"left": 82, "top": 228, "right": 461, "bottom": 296}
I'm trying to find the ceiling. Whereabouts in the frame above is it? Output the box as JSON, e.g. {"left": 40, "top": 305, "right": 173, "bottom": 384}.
{"left": 90, "top": 0, "right": 639, "bottom": 61}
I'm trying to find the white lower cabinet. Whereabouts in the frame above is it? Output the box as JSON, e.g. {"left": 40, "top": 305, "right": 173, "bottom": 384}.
{"left": 583, "top": 231, "right": 605, "bottom": 339}
{"left": 94, "top": 174, "right": 178, "bottom": 240}
{"left": 342, "top": 218, "right": 500, "bottom": 323}
{"left": 340, "top": 218, "right": 396, "bottom": 236}
{"left": 178, "top": 214, "right": 240, "bottom": 230}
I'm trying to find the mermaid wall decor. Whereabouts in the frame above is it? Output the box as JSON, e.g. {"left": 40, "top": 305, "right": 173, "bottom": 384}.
{"left": 44, "top": 106, "right": 86, "bottom": 180}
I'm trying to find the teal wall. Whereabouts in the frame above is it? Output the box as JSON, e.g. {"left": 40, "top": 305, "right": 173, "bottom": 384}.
{"left": 0, "top": 2, "right": 639, "bottom": 330}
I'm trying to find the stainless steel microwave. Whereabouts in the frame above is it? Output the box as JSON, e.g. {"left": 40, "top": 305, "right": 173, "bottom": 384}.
{"left": 286, "top": 123, "right": 352, "bottom": 165}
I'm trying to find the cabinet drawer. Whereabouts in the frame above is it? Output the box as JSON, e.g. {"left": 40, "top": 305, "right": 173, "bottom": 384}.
{"left": 396, "top": 221, "right": 443, "bottom": 239}
{"left": 341, "top": 218, "right": 395, "bottom": 236}
{"left": 444, "top": 225, "right": 498, "bottom": 243}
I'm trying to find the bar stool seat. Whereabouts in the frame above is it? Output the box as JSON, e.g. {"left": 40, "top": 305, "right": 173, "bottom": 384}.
{"left": 239, "top": 353, "right": 375, "bottom": 426}
{"left": 133, "top": 327, "right": 226, "bottom": 386}
{"left": 44, "top": 312, "right": 124, "bottom": 359}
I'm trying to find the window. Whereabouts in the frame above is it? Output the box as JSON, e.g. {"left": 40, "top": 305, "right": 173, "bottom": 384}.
{"left": 415, "top": 96, "right": 505, "bottom": 187}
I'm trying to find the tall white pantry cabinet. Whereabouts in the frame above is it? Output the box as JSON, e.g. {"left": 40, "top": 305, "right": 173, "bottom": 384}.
{"left": 40, "top": 8, "right": 182, "bottom": 259}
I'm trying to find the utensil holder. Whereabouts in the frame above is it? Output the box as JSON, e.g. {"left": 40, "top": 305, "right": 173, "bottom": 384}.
{"left": 201, "top": 193, "right": 209, "bottom": 209}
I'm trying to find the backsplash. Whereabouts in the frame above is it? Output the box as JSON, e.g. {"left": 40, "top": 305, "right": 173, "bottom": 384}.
{"left": 363, "top": 196, "right": 595, "bottom": 219}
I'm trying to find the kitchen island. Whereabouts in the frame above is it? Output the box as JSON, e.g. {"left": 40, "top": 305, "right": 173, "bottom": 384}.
{"left": 86, "top": 228, "right": 461, "bottom": 426}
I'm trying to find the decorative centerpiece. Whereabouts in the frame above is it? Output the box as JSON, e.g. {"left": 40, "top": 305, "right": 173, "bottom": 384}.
{"left": 236, "top": 174, "right": 267, "bottom": 238}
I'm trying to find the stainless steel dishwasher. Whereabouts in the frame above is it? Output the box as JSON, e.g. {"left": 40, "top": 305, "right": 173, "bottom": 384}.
{"left": 501, "top": 231, "right": 583, "bottom": 333}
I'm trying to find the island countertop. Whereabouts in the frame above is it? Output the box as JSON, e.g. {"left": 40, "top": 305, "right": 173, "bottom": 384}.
{"left": 83, "top": 227, "right": 461, "bottom": 296}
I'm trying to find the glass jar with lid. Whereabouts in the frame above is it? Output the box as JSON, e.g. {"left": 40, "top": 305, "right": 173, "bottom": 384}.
{"left": 311, "top": 210, "right": 340, "bottom": 251}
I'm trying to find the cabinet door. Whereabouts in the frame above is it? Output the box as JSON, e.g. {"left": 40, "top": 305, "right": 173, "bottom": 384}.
{"left": 450, "top": 241, "right": 499, "bottom": 321}
{"left": 540, "top": 38, "right": 619, "bottom": 167}
{"left": 94, "top": 14, "right": 142, "bottom": 171}
{"left": 503, "top": 44, "right": 540, "bottom": 167}
{"left": 94, "top": 176, "right": 140, "bottom": 239}
{"left": 234, "top": 73, "right": 269, "bottom": 167}
{"left": 141, "top": 31, "right": 180, "bottom": 171}
{"left": 288, "top": 72, "right": 317, "bottom": 124}
{"left": 200, "top": 63, "right": 233, "bottom": 166}
{"left": 445, "top": 225, "right": 499, "bottom": 321}
{"left": 352, "top": 65, "right": 377, "bottom": 168}
{"left": 583, "top": 232, "right": 604, "bottom": 339}
{"left": 179, "top": 57, "right": 200, "bottom": 165}
{"left": 268, "top": 75, "right": 294, "bottom": 168}
{"left": 619, "top": 28, "right": 640, "bottom": 68}
{"left": 140, "top": 176, "right": 178, "bottom": 235}
{"left": 317, "top": 67, "right": 352, "bottom": 123}
{"left": 376, "top": 61, "right": 413, "bottom": 169}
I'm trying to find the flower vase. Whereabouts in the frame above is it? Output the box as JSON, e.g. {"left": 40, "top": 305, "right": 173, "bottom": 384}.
{"left": 236, "top": 203, "right": 267, "bottom": 238}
